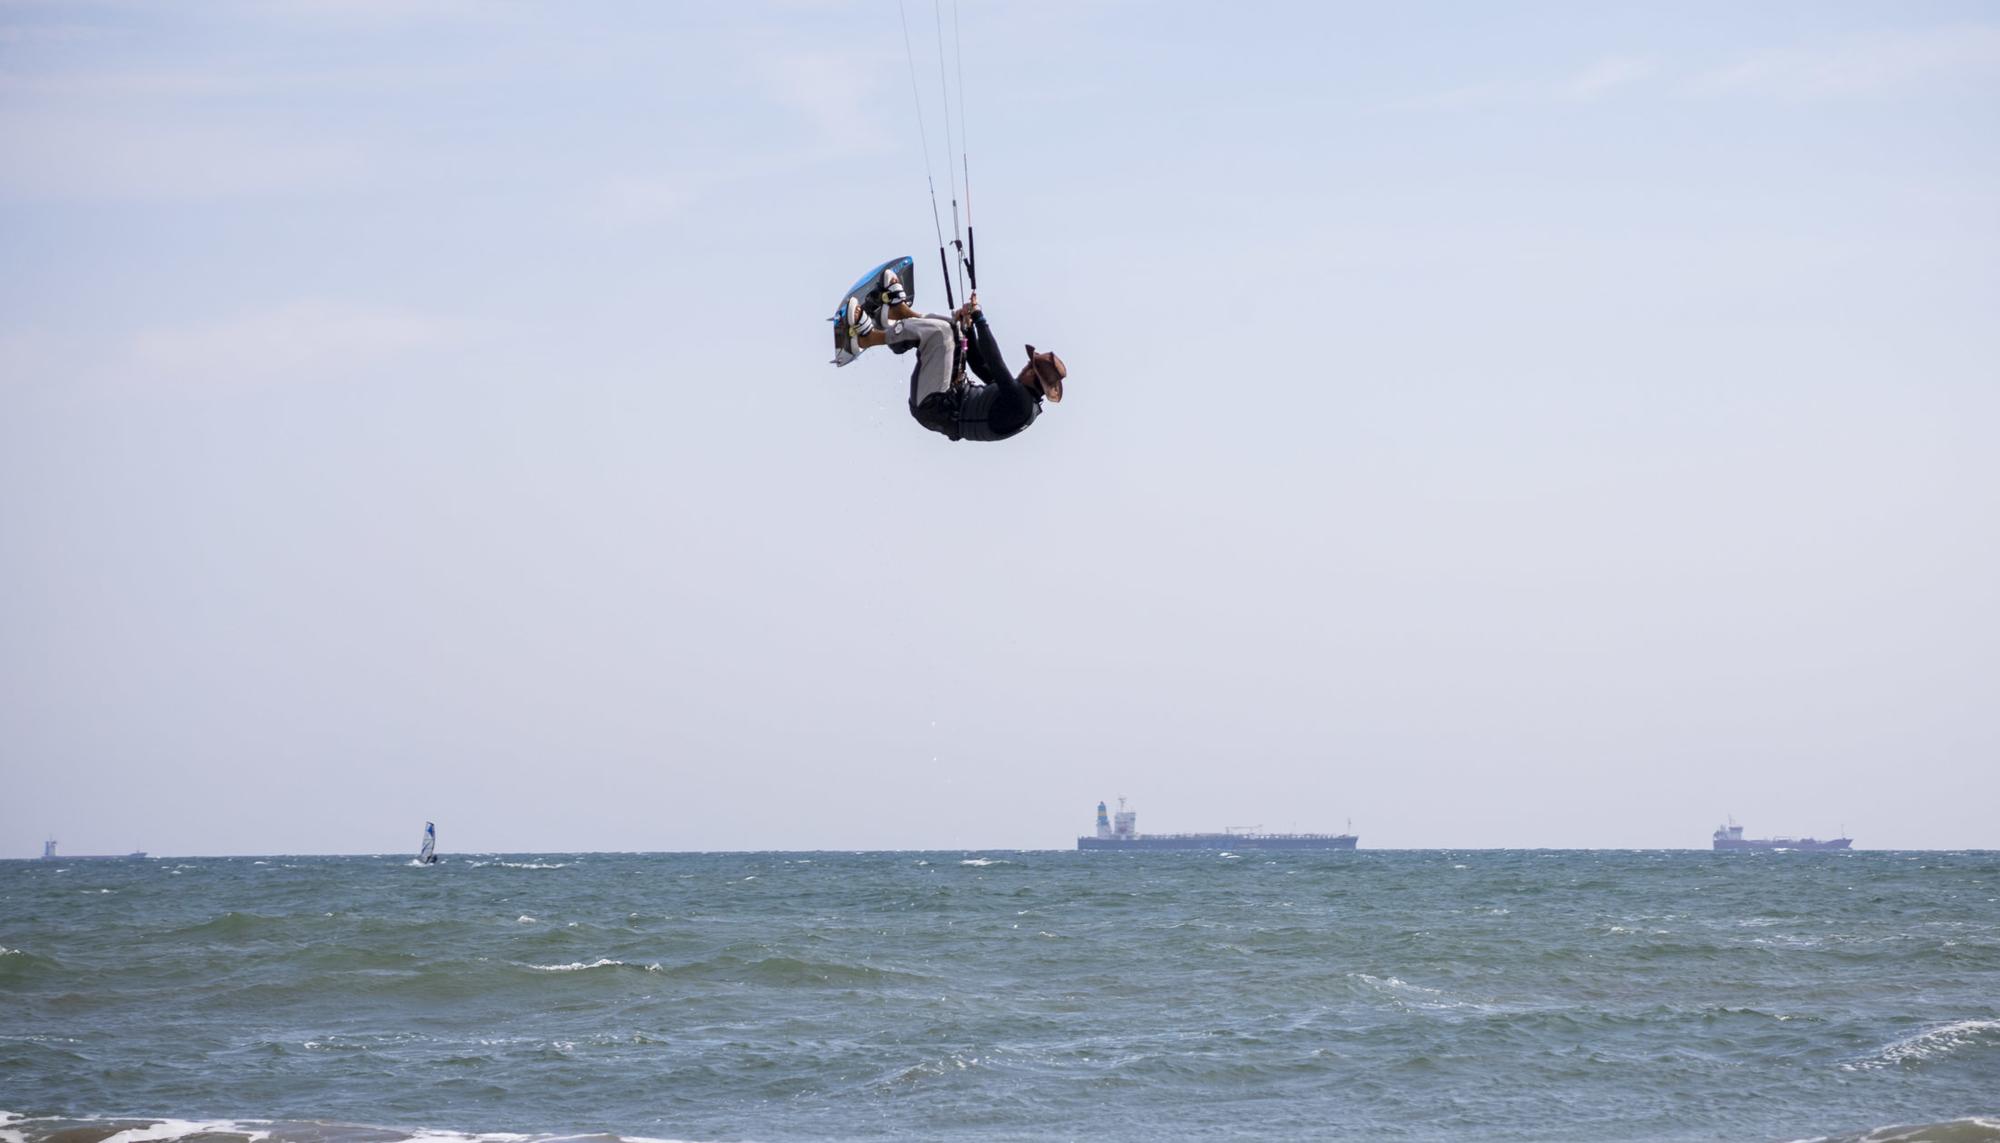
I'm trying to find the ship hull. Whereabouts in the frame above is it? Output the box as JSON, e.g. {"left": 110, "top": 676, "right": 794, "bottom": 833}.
{"left": 1078, "top": 835, "right": 1357, "bottom": 851}
{"left": 38, "top": 853, "right": 147, "bottom": 861}
{"left": 1713, "top": 839, "right": 1852, "bottom": 851}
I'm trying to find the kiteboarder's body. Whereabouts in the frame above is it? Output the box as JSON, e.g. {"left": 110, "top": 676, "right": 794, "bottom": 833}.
{"left": 841, "top": 274, "right": 1065, "bottom": 443}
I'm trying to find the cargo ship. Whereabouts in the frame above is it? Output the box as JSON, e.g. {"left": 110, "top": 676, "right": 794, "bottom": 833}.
{"left": 40, "top": 839, "right": 147, "bottom": 861}
{"left": 1712, "top": 820, "right": 1851, "bottom": 851}
{"left": 1077, "top": 799, "right": 1357, "bottom": 851}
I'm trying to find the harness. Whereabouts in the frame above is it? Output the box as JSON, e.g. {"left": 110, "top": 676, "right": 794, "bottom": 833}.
{"left": 910, "top": 321, "right": 969, "bottom": 441}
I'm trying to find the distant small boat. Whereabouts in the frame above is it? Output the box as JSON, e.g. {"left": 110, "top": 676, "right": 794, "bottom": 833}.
{"left": 417, "top": 822, "right": 441, "bottom": 865}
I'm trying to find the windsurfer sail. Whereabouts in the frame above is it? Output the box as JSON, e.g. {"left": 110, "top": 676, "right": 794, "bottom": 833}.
{"left": 417, "top": 821, "right": 439, "bottom": 865}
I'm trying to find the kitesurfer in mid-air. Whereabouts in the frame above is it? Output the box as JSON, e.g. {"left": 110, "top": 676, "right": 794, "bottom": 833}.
{"left": 838, "top": 269, "right": 1065, "bottom": 443}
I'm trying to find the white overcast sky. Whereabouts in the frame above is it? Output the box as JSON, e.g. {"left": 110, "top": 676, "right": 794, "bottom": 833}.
{"left": 2, "top": 1, "right": 1996, "bottom": 855}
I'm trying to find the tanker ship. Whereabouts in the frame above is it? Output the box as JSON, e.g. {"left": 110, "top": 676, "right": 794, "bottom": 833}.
{"left": 1077, "top": 799, "right": 1357, "bottom": 851}
{"left": 1711, "top": 820, "right": 1851, "bottom": 851}
{"left": 40, "top": 839, "right": 147, "bottom": 861}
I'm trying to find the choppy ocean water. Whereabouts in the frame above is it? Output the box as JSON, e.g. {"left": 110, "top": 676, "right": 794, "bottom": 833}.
{"left": 2, "top": 850, "right": 1996, "bottom": 1143}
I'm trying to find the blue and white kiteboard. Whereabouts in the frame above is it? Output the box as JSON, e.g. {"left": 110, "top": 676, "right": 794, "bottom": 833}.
{"left": 830, "top": 255, "right": 915, "bottom": 368}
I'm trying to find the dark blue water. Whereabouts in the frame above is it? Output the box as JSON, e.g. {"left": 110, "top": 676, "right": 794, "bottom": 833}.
{"left": 3, "top": 851, "right": 1997, "bottom": 1142}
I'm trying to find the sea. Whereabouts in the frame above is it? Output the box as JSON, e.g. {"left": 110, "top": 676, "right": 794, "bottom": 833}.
{"left": 3, "top": 850, "right": 1997, "bottom": 1143}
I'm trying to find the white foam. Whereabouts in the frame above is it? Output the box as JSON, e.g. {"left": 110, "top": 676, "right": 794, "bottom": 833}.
{"left": 525, "top": 959, "right": 661, "bottom": 973}
{"left": 1844, "top": 1019, "right": 2000, "bottom": 1071}
{"left": 1355, "top": 973, "right": 1444, "bottom": 996}
{"left": 0, "top": 1115, "right": 729, "bottom": 1143}
{"left": 960, "top": 858, "right": 998, "bottom": 866}
{"left": 516, "top": 916, "right": 537, "bottom": 924}
{"left": 403, "top": 1133, "right": 719, "bottom": 1143}
{"left": 1786, "top": 1117, "right": 2000, "bottom": 1143}
{"left": 97, "top": 1119, "right": 274, "bottom": 1143}
{"left": 1350, "top": 972, "right": 1480, "bottom": 1011}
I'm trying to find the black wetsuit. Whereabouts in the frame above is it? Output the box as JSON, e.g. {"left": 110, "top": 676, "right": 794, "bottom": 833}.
{"left": 906, "top": 311, "right": 1043, "bottom": 443}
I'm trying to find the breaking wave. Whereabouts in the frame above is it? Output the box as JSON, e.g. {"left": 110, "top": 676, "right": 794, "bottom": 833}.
{"left": 1844, "top": 1019, "right": 2000, "bottom": 1071}
{"left": 0, "top": 1114, "right": 721, "bottom": 1143}
{"left": 523, "top": 959, "right": 661, "bottom": 973}
{"left": 1793, "top": 1116, "right": 2000, "bottom": 1142}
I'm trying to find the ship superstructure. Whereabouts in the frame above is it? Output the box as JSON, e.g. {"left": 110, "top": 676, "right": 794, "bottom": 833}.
{"left": 1077, "top": 798, "right": 1357, "bottom": 851}
{"left": 1711, "top": 819, "right": 1851, "bottom": 851}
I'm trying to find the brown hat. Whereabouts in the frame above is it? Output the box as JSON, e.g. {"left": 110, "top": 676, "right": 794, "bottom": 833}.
{"left": 1025, "top": 345, "right": 1066, "bottom": 403}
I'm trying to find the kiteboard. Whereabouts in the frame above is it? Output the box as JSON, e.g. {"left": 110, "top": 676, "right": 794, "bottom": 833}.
{"left": 830, "top": 255, "right": 915, "bottom": 367}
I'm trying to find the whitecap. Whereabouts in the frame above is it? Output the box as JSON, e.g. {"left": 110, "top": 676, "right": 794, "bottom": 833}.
{"left": 1355, "top": 973, "right": 1444, "bottom": 996}
{"left": 525, "top": 959, "right": 661, "bottom": 973}
{"left": 1844, "top": 1018, "right": 2000, "bottom": 1071}
{"left": 1787, "top": 1116, "right": 2000, "bottom": 1142}
{"left": 516, "top": 916, "right": 537, "bottom": 924}
{"left": 1, "top": 1116, "right": 720, "bottom": 1143}
{"left": 1349, "top": 972, "right": 1479, "bottom": 1011}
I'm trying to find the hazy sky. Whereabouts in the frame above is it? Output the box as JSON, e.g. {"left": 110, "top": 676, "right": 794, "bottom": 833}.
{"left": 3, "top": 1, "right": 1996, "bottom": 855}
